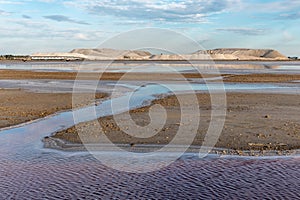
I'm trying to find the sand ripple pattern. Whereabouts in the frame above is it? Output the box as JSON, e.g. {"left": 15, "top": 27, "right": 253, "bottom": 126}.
{"left": 0, "top": 154, "right": 299, "bottom": 199}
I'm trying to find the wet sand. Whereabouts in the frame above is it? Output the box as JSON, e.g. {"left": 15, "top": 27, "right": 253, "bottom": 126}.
{"left": 223, "top": 73, "right": 300, "bottom": 83}
{"left": 51, "top": 92, "right": 300, "bottom": 154}
{"left": 0, "top": 69, "right": 207, "bottom": 81}
{"left": 0, "top": 89, "right": 107, "bottom": 129}
{"left": 1, "top": 69, "right": 299, "bottom": 154}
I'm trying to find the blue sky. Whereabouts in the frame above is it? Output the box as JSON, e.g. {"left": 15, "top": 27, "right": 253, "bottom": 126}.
{"left": 0, "top": 0, "right": 299, "bottom": 56}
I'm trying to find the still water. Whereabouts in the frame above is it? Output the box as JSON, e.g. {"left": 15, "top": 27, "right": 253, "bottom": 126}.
{"left": 1, "top": 61, "right": 300, "bottom": 73}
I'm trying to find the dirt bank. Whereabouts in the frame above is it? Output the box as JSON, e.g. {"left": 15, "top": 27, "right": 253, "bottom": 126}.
{"left": 0, "top": 89, "right": 107, "bottom": 129}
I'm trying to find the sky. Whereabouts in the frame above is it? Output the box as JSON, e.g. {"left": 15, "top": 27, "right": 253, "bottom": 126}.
{"left": 0, "top": 0, "right": 299, "bottom": 56}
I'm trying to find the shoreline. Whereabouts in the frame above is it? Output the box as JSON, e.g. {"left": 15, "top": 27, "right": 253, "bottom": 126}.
{"left": 42, "top": 137, "right": 300, "bottom": 157}
{"left": 1, "top": 59, "right": 300, "bottom": 64}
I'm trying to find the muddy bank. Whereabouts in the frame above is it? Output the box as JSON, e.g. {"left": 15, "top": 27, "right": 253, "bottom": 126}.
{"left": 0, "top": 89, "right": 108, "bottom": 129}
{"left": 49, "top": 93, "right": 300, "bottom": 154}
{"left": 223, "top": 74, "right": 300, "bottom": 83}
{"left": 0, "top": 69, "right": 211, "bottom": 81}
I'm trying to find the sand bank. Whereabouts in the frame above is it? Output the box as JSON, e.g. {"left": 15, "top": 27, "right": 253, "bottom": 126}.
{"left": 48, "top": 92, "right": 300, "bottom": 154}
{"left": 0, "top": 89, "right": 107, "bottom": 129}
{"left": 1, "top": 70, "right": 300, "bottom": 83}
{"left": 0, "top": 69, "right": 299, "bottom": 154}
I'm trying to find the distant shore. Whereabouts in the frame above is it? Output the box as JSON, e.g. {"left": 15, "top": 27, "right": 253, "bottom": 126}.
{"left": 2, "top": 48, "right": 298, "bottom": 63}
{"left": 1, "top": 59, "right": 300, "bottom": 64}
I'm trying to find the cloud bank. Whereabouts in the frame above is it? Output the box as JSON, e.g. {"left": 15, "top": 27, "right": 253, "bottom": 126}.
{"left": 66, "top": 0, "right": 239, "bottom": 23}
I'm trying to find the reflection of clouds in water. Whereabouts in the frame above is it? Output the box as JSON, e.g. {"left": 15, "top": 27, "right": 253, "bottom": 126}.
{"left": 218, "top": 64, "right": 279, "bottom": 69}
{"left": 1, "top": 62, "right": 300, "bottom": 73}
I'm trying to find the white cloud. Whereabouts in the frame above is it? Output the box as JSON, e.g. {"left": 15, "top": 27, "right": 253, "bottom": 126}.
{"left": 0, "top": 0, "right": 24, "bottom": 4}
{"left": 38, "top": 0, "right": 56, "bottom": 2}
{"left": 144, "top": 2, "right": 187, "bottom": 10}
{"left": 241, "top": 0, "right": 300, "bottom": 13}
{"left": 73, "top": 33, "right": 89, "bottom": 40}
{"left": 64, "top": 0, "right": 240, "bottom": 23}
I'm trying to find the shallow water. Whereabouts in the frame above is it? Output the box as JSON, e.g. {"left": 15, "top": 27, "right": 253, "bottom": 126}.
{"left": 1, "top": 63, "right": 300, "bottom": 198}
{"left": 0, "top": 82, "right": 299, "bottom": 198}
{"left": 1, "top": 61, "right": 300, "bottom": 74}
{"left": 0, "top": 79, "right": 299, "bottom": 94}
{"left": 0, "top": 153, "right": 299, "bottom": 199}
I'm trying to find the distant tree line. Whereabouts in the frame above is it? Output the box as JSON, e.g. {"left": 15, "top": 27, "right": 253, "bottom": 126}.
{"left": 288, "top": 56, "right": 299, "bottom": 60}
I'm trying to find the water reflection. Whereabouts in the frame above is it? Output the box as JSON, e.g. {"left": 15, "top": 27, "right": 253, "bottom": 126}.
{"left": 1, "top": 61, "right": 300, "bottom": 73}
{"left": 0, "top": 62, "right": 300, "bottom": 198}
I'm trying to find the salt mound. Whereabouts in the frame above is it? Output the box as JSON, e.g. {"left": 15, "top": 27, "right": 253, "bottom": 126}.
{"left": 70, "top": 48, "right": 152, "bottom": 60}
{"left": 193, "top": 48, "right": 287, "bottom": 60}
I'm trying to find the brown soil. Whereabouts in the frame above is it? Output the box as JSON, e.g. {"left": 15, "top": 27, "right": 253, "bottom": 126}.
{"left": 223, "top": 74, "right": 300, "bottom": 83}
{"left": 0, "top": 89, "right": 107, "bottom": 129}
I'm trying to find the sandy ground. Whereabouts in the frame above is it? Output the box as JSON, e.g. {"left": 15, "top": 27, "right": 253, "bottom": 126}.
{"left": 51, "top": 92, "right": 300, "bottom": 153}
{"left": 0, "top": 69, "right": 299, "bottom": 154}
{"left": 0, "top": 89, "right": 107, "bottom": 129}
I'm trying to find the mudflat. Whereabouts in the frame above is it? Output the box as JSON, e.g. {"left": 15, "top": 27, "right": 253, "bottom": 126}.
{"left": 1, "top": 69, "right": 299, "bottom": 154}
{"left": 223, "top": 73, "right": 300, "bottom": 83}
{"left": 0, "top": 69, "right": 207, "bottom": 81}
{"left": 1, "top": 69, "right": 300, "bottom": 82}
{"left": 0, "top": 89, "right": 107, "bottom": 129}
{"left": 51, "top": 92, "right": 300, "bottom": 153}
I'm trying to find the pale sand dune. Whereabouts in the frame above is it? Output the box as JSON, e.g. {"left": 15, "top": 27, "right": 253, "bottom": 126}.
{"left": 31, "top": 48, "right": 289, "bottom": 61}
{"left": 70, "top": 48, "right": 152, "bottom": 60}
{"left": 195, "top": 48, "right": 288, "bottom": 60}
{"left": 31, "top": 52, "right": 88, "bottom": 59}
{"left": 154, "top": 49, "right": 287, "bottom": 60}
